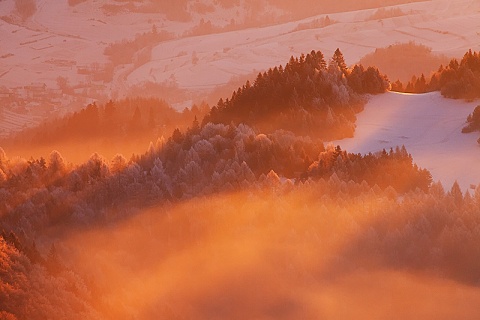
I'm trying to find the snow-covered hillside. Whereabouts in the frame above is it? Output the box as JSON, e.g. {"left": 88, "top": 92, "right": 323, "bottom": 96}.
{"left": 130, "top": 0, "right": 480, "bottom": 90}
{"left": 0, "top": 0, "right": 479, "bottom": 93}
{"left": 334, "top": 92, "right": 479, "bottom": 190}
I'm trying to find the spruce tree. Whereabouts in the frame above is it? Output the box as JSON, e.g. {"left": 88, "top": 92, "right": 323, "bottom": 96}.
{"left": 332, "top": 48, "right": 347, "bottom": 74}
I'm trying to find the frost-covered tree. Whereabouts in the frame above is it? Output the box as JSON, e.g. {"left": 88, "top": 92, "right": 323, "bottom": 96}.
{"left": 48, "top": 150, "right": 66, "bottom": 176}
{"left": 110, "top": 153, "right": 128, "bottom": 173}
{"left": 151, "top": 158, "right": 172, "bottom": 193}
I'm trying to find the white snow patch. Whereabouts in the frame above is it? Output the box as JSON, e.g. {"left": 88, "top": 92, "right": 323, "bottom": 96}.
{"left": 333, "top": 91, "right": 480, "bottom": 191}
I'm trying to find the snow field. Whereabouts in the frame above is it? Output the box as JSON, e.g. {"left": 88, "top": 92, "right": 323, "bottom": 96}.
{"left": 131, "top": 0, "right": 480, "bottom": 90}
{"left": 334, "top": 91, "right": 480, "bottom": 191}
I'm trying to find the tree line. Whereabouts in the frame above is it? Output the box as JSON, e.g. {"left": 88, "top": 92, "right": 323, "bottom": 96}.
{"left": 391, "top": 49, "right": 480, "bottom": 100}
{"left": 203, "top": 49, "right": 388, "bottom": 139}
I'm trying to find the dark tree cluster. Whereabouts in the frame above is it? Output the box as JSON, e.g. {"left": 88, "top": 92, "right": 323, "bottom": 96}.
{"left": 203, "top": 49, "right": 388, "bottom": 140}
{"left": 462, "top": 105, "right": 480, "bottom": 134}
{"left": 462, "top": 105, "right": 480, "bottom": 145}
{"left": 347, "top": 64, "right": 389, "bottom": 94}
{"left": 367, "top": 7, "right": 405, "bottom": 20}
{"left": 306, "top": 145, "right": 432, "bottom": 193}
{"left": 392, "top": 49, "right": 480, "bottom": 100}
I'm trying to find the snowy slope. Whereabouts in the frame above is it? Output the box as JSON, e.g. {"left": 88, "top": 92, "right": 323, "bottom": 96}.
{"left": 334, "top": 92, "right": 480, "bottom": 190}
{"left": 128, "top": 0, "right": 480, "bottom": 90}
{"left": 0, "top": 0, "right": 162, "bottom": 88}
{"left": 1, "top": 0, "right": 479, "bottom": 92}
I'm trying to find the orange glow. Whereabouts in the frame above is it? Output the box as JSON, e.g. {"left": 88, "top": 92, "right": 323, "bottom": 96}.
{"left": 2, "top": 1, "right": 480, "bottom": 318}
{"left": 59, "top": 190, "right": 480, "bottom": 319}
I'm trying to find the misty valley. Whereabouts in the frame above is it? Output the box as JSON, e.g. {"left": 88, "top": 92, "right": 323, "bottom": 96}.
{"left": 1, "top": 0, "right": 480, "bottom": 319}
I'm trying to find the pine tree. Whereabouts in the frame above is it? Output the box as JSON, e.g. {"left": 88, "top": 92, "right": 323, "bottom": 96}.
{"left": 191, "top": 115, "right": 200, "bottom": 134}
{"left": 450, "top": 181, "right": 463, "bottom": 206}
{"left": 332, "top": 48, "right": 347, "bottom": 74}
{"left": 171, "top": 128, "right": 184, "bottom": 143}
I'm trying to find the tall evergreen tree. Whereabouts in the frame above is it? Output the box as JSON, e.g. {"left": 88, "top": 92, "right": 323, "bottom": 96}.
{"left": 332, "top": 48, "right": 348, "bottom": 74}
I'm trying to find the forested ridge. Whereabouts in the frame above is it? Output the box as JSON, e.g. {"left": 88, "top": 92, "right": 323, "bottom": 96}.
{"left": 1, "top": 49, "right": 386, "bottom": 159}
{"left": 0, "top": 121, "right": 431, "bottom": 233}
{"left": 204, "top": 49, "right": 388, "bottom": 139}
{"left": 392, "top": 49, "right": 480, "bottom": 100}
{"left": 1, "top": 49, "right": 480, "bottom": 320}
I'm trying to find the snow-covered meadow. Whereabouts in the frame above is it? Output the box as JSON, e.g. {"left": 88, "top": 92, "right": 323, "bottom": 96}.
{"left": 334, "top": 92, "right": 480, "bottom": 190}
{"left": 1, "top": 0, "right": 479, "bottom": 90}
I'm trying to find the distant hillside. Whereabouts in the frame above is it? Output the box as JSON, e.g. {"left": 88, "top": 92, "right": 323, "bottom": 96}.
{"left": 0, "top": 98, "right": 209, "bottom": 162}
{"left": 358, "top": 42, "right": 450, "bottom": 83}
{"left": 203, "top": 49, "right": 388, "bottom": 140}
{"left": 392, "top": 49, "right": 480, "bottom": 100}
{"left": 98, "top": 0, "right": 427, "bottom": 24}
{"left": 272, "top": 0, "right": 426, "bottom": 19}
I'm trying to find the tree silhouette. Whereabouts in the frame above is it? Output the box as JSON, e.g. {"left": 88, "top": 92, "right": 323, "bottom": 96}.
{"left": 202, "top": 50, "right": 387, "bottom": 139}
{"left": 332, "top": 48, "right": 347, "bottom": 74}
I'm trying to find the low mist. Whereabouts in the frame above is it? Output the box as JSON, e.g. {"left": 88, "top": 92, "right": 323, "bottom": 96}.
{"left": 61, "top": 188, "right": 480, "bottom": 319}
